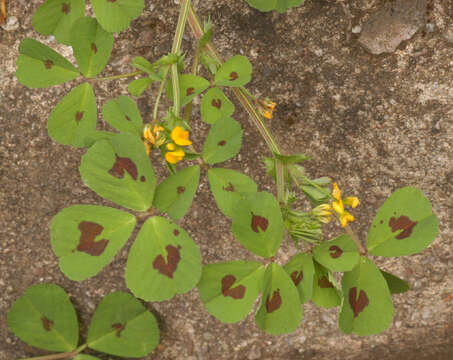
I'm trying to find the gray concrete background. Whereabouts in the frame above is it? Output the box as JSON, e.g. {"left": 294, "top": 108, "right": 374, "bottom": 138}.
{"left": 1, "top": 0, "right": 452, "bottom": 359}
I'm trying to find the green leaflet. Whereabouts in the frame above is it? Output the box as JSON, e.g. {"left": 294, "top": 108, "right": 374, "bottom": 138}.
{"left": 339, "top": 257, "right": 394, "bottom": 336}
{"left": 215, "top": 55, "right": 252, "bottom": 87}
{"left": 255, "top": 263, "right": 302, "bottom": 335}
{"left": 207, "top": 168, "right": 258, "bottom": 218}
{"left": 231, "top": 191, "right": 284, "bottom": 258}
{"left": 166, "top": 74, "right": 210, "bottom": 106}
{"left": 311, "top": 261, "right": 341, "bottom": 308}
{"left": 73, "top": 355, "right": 100, "bottom": 360}
{"left": 16, "top": 38, "right": 79, "bottom": 88}
{"left": 128, "top": 77, "right": 154, "bottom": 96}
{"left": 367, "top": 187, "right": 439, "bottom": 257}
{"left": 380, "top": 270, "right": 410, "bottom": 294}
{"left": 283, "top": 253, "right": 314, "bottom": 304}
{"left": 90, "top": 0, "right": 145, "bottom": 33}
{"left": 198, "top": 261, "right": 265, "bottom": 323}
{"left": 7, "top": 284, "right": 78, "bottom": 352}
{"left": 80, "top": 133, "right": 156, "bottom": 211}
{"left": 102, "top": 96, "right": 143, "bottom": 137}
{"left": 202, "top": 117, "right": 243, "bottom": 164}
{"left": 313, "top": 235, "right": 360, "bottom": 272}
{"left": 125, "top": 216, "right": 201, "bottom": 301}
{"left": 87, "top": 292, "right": 159, "bottom": 357}
{"left": 245, "top": 0, "right": 305, "bottom": 13}
{"left": 153, "top": 165, "right": 200, "bottom": 220}
{"left": 47, "top": 83, "right": 97, "bottom": 147}
{"left": 50, "top": 205, "right": 136, "bottom": 281}
{"left": 32, "top": 0, "right": 85, "bottom": 45}
{"left": 71, "top": 17, "right": 114, "bottom": 78}
{"left": 201, "top": 87, "right": 235, "bottom": 124}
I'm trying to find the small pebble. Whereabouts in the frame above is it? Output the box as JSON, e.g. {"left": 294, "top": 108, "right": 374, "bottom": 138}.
{"left": 1, "top": 16, "right": 19, "bottom": 31}
{"left": 352, "top": 25, "right": 362, "bottom": 34}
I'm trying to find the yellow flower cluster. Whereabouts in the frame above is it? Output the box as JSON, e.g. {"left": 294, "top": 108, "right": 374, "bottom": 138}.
{"left": 314, "top": 182, "right": 359, "bottom": 228}
{"left": 143, "top": 124, "right": 165, "bottom": 155}
{"left": 165, "top": 126, "right": 192, "bottom": 164}
{"left": 257, "top": 98, "right": 277, "bottom": 119}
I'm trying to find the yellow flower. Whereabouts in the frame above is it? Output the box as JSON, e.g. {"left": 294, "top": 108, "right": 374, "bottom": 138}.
{"left": 165, "top": 143, "right": 185, "bottom": 164}
{"left": 171, "top": 126, "right": 192, "bottom": 146}
{"left": 313, "top": 203, "right": 333, "bottom": 223}
{"left": 143, "top": 124, "right": 165, "bottom": 155}
{"left": 258, "top": 98, "right": 277, "bottom": 119}
{"left": 331, "top": 182, "right": 359, "bottom": 228}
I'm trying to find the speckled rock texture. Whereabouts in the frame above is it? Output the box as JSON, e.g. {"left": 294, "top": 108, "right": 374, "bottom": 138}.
{"left": 1, "top": 0, "right": 452, "bottom": 359}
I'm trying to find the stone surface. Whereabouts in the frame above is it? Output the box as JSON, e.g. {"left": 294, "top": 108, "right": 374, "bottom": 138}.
{"left": 358, "top": 0, "right": 427, "bottom": 54}
{"left": 1, "top": 0, "right": 453, "bottom": 360}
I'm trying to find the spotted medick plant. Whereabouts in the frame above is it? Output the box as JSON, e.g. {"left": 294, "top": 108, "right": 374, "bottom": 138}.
{"left": 9, "top": 0, "right": 439, "bottom": 357}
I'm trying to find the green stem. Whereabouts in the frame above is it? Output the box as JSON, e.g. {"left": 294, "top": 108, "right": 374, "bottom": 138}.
{"left": 345, "top": 224, "right": 367, "bottom": 255}
{"left": 183, "top": 47, "right": 200, "bottom": 123}
{"left": 88, "top": 70, "right": 143, "bottom": 82}
{"left": 152, "top": 65, "right": 171, "bottom": 122}
{"left": 187, "top": 5, "right": 286, "bottom": 204}
{"left": 20, "top": 344, "right": 87, "bottom": 360}
{"left": 171, "top": 0, "right": 191, "bottom": 115}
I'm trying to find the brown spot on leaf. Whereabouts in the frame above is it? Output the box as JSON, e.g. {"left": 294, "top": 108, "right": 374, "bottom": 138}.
{"left": 318, "top": 276, "right": 334, "bottom": 288}
{"left": 153, "top": 245, "right": 182, "bottom": 278}
{"left": 111, "top": 323, "right": 126, "bottom": 337}
{"left": 218, "top": 140, "right": 226, "bottom": 146}
{"left": 125, "top": 115, "right": 131, "bottom": 121}
{"left": 329, "top": 245, "right": 343, "bottom": 259}
{"left": 251, "top": 212, "right": 268, "bottom": 233}
{"left": 177, "top": 186, "right": 185, "bottom": 194}
{"left": 41, "top": 316, "right": 54, "bottom": 331}
{"left": 291, "top": 271, "right": 303, "bottom": 286}
{"left": 349, "top": 287, "right": 369, "bottom": 318}
{"left": 222, "top": 182, "right": 234, "bottom": 192}
{"left": 221, "top": 274, "right": 246, "bottom": 299}
{"left": 266, "top": 289, "right": 282, "bottom": 313}
{"left": 229, "top": 71, "right": 238, "bottom": 81}
{"left": 108, "top": 155, "right": 138, "bottom": 180}
{"left": 91, "top": 43, "right": 98, "bottom": 53}
{"left": 77, "top": 221, "right": 109, "bottom": 256}
{"left": 389, "top": 215, "right": 418, "bottom": 239}
{"left": 107, "top": 0, "right": 116, "bottom": 2}
{"left": 75, "top": 111, "right": 84, "bottom": 123}
{"left": 173, "top": 229, "right": 179, "bottom": 236}
{"left": 44, "top": 60, "right": 54, "bottom": 69}
{"left": 140, "top": 175, "right": 146, "bottom": 182}
{"left": 211, "top": 99, "right": 222, "bottom": 109}
{"left": 380, "top": 220, "right": 383, "bottom": 224}
{"left": 61, "top": 3, "right": 70, "bottom": 14}
{"left": 186, "top": 87, "right": 195, "bottom": 96}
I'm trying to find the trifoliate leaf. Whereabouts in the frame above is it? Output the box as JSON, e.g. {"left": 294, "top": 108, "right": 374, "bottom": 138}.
{"left": 215, "top": 55, "right": 252, "bottom": 87}
{"left": 32, "top": 0, "right": 85, "bottom": 45}
{"left": 102, "top": 96, "right": 143, "bottom": 137}
{"left": 16, "top": 38, "right": 79, "bottom": 88}
{"left": 202, "top": 117, "right": 243, "bottom": 164}
{"left": 231, "top": 192, "right": 284, "bottom": 258}
{"left": 311, "top": 261, "right": 341, "bottom": 308}
{"left": 47, "top": 83, "right": 97, "bottom": 147}
{"left": 90, "top": 0, "right": 144, "bottom": 33}
{"left": 7, "top": 284, "right": 78, "bottom": 352}
{"left": 128, "top": 77, "right": 153, "bottom": 96}
{"left": 207, "top": 168, "right": 258, "bottom": 218}
{"left": 255, "top": 263, "right": 302, "bottom": 335}
{"left": 283, "top": 253, "right": 314, "bottom": 303}
{"left": 201, "top": 87, "right": 235, "bottom": 124}
{"left": 313, "top": 235, "right": 359, "bottom": 272}
{"left": 51, "top": 205, "right": 136, "bottom": 281}
{"left": 79, "top": 133, "right": 156, "bottom": 211}
{"left": 125, "top": 217, "right": 201, "bottom": 301}
{"left": 71, "top": 17, "right": 114, "bottom": 78}
{"left": 367, "top": 187, "right": 439, "bottom": 257}
{"left": 166, "top": 74, "right": 210, "bottom": 106}
{"left": 87, "top": 292, "right": 159, "bottom": 357}
{"left": 339, "top": 257, "right": 394, "bottom": 336}
{"left": 198, "top": 261, "right": 265, "bottom": 323}
{"left": 380, "top": 270, "right": 410, "bottom": 294}
{"left": 153, "top": 165, "right": 200, "bottom": 220}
